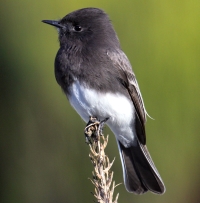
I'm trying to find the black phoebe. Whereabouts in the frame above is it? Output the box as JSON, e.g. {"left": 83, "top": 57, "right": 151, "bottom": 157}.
{"left": 42, "top": 8, "right": 165, "bottom": 194}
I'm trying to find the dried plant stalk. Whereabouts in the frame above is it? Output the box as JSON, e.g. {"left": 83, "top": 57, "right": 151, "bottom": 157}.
{"left": 84, "top": 117, "right": 119, "bottom": 203}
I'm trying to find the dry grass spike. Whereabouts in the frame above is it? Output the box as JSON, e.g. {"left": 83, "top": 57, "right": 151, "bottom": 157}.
{"left": 84, "top": 116, "right": 120, "bottom": 203}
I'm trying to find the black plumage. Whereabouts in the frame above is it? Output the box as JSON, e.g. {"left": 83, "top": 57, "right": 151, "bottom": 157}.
{"left": 42, "top": 8, "right": 165, "bottom": 194}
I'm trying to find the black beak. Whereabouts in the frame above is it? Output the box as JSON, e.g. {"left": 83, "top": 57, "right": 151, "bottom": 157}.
{"left": 42, "top": 20, "right": 64, "bottom": 29}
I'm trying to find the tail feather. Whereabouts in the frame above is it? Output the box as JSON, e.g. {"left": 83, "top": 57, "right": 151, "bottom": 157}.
{"left": 117, "top": 141, "right": 165, "bottom": 194}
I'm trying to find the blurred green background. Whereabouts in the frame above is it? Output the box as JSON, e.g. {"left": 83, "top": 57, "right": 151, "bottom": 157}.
{"left": 0, "top": 0, "right": 200, "bottom": 203}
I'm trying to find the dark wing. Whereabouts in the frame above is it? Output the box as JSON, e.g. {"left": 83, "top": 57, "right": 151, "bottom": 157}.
{"left": 107, "top": 50, "right": 166, "bottom": 194}
{"left": 107, "top": 49, "right": 147, "bottom": 144}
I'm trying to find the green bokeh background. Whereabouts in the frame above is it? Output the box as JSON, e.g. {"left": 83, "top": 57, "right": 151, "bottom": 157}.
{"left": 1, "top": 1, "right": 200, "bottom": 203}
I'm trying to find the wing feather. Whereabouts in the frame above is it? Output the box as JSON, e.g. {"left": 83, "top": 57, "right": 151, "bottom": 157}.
{"left": 107, "top": 49, "right": 147, "bottom": 144}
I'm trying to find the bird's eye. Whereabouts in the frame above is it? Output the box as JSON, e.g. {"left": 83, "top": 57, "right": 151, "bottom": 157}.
{"left": 74, "top": 25, "right": 82, "bottom": 32}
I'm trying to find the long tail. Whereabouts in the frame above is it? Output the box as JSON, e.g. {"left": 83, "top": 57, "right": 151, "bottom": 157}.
{"left": 117, "top": 140, "right": 166, "bottom": 194}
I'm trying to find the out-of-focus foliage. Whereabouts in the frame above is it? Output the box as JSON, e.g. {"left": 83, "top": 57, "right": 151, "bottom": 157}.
{"left": 0, "top": 1, "right": 200, "bottom": 203}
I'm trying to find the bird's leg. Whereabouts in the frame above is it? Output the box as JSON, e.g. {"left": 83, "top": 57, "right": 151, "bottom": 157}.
{"left": 84, "top": 116, "right": 109, "bottom": 144}
{"left": 98, "top": 117, "right": 109, "bottom": 136}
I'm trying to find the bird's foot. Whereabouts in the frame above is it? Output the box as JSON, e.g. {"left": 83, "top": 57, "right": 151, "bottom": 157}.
{"left": 84, "top": 116, "right": 109, "bottom": 144}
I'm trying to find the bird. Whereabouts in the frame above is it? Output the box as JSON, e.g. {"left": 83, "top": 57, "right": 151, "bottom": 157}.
{"left": 42, "top": 7, "right": 165, "bottom": 194}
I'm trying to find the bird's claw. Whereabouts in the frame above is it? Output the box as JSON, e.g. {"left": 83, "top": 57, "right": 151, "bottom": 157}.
{"left": 84, "top": 116, "right": 109, "bottom": 144}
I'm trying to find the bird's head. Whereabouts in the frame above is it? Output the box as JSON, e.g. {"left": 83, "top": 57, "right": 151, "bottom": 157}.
{"left": 42, "top": 8, "right": 120, "bottom": 50}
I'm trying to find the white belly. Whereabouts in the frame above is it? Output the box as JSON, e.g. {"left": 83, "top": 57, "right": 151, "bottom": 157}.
{"left": 68, "top": 81, "right": 136, "bottom": 147}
